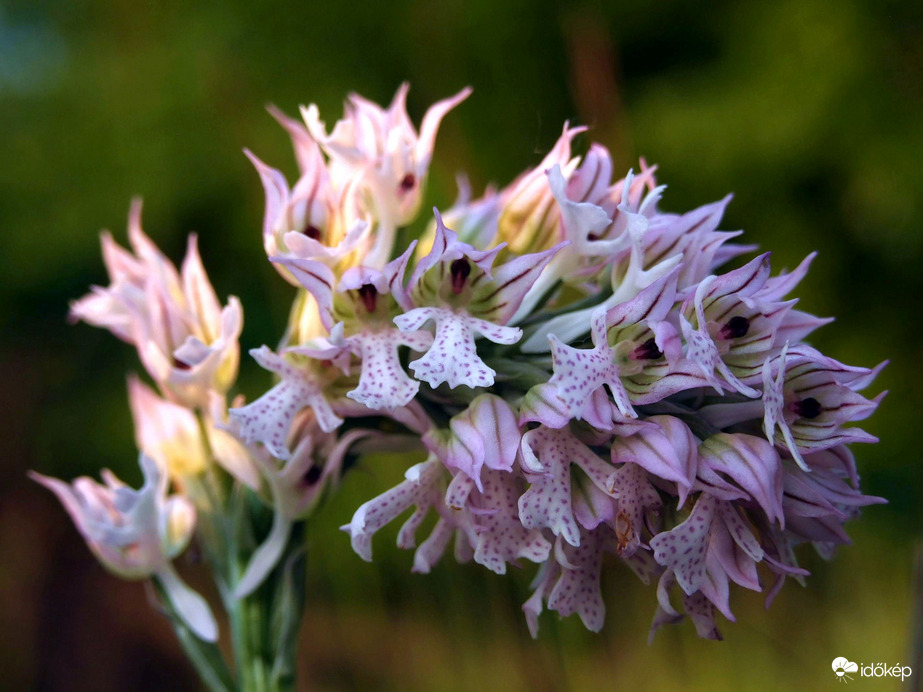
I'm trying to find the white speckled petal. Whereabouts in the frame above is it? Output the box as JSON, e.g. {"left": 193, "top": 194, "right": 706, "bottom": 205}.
{"left": 341, "top": 459, "right": 443, "bottom": 561}
{"left": 397, "top": 307, "right": 518, "bottom": 389}
{"left": 650, "top": 494, "right": 717, "bottom": 595}
{"left": 519, "top": 428, "right": 581, "bottom": 547}
{"left": 229, "top": 347, "right": 342, "bottom": 460}
{"left": 547, "top": 529, "right": 607, "bottom": 632}
{"left": 346, "top": 329, "right": 432, "bottom": 410}
{"left": 471, "top": 469, "right": 551, "bottom": 574}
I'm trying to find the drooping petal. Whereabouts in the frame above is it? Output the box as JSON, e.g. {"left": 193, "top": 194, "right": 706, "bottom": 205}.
{"left": 341, "top": 459, "right": 444, "bottom": 561}
{"left": 547, "top": 529, "right": 607, "bottom": 632}
{"left": 156, "top": 563, "right": 219, "bottom": 642}
{"left": 650, "top": 494, "right": 717, "bottom": 595}
{"left": 234, "top": 507, "right": 292, "bottom": 599}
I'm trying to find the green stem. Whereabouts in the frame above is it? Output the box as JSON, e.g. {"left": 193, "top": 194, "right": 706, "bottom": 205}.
{"left": 231, "top": 590, "right": 269, "bottom": 692}
{"left": 227, "top": 490, "right": 306, "bottom": 692}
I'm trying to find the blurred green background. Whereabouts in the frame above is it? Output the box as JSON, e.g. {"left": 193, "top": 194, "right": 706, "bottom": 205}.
{"left": 2, "top": 0, "right": 921, "bottom": 690}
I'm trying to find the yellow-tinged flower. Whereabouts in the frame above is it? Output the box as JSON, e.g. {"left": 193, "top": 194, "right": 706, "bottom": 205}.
{"left": 70, "top": 200, "right": 242, "bottom": 408}
{"left": 128, "top": 375, "right": 208, "bottom": 483}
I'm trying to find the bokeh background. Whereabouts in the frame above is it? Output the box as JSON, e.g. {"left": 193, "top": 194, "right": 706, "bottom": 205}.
{"left": 2, "top": 0, "right": 921, "bottom": 690}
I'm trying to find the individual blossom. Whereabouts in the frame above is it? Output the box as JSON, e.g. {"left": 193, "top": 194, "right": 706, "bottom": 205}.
{"left": 393, "top": 211, "right": 561, "bottom": 390}
{"left": 228, "top": 345, "right": 345, "bottom": 460}
{"left": 245, "top": 145, "right": 369, "bottom": 285}
{"left": 341, "top": 457, "right": 446, "bottom": 563}
{"left": 518, "top": 166, "right": 679, "bottom": 350}
{"left": 678, "top": 253, "right": 829, "bottom": 398}
{"left": 127, "top": 375, "right": 208, "bottom": 490}
{"left": 304, "top": 84, "right": 471, "bottom": 267}
{"left": 449, "top": 468, "right": 554, "bottom": 576}
{"left": 761, "top": 344, "right": 883, "bottom": 471}
{"left": 30, "top": 455, "right": 218, "bottom": 641}
{"left": 422, "top": 394, "right": 520, "bottom": 490}
{"left": 70, "top": 201, "right": 242, "bottom": 408}
{"left": 517, "top": 426, "right": 622, "bottom": 547}
{"left": 496, "top": 124, "right": 585, "bottom": 255}
{"left": 523, "top": 526, "right": 610, "bottom": 634}
{"left": 273, "top": 244, "right": 434, "bottom": 412}
{"left": 521, "top": 269, "right": 704, "bottom": 426}
{"left": 230, "top": 247, "right": 434, "bottom": 457}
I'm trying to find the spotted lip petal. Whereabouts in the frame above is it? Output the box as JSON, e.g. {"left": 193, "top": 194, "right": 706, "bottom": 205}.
{"left": 650, "top": 494, "right": 718, "bottom": 595}
{"left": 518, "top": 429, "right": 583, "bottom": 547}
{"left": 341, "top": 459, "right": 445, "bottom": 562}
{"left": 396, "top": 211, "right": 561, "bottom": 390}
{"left": 542, "top": 307, "right": 635, "bottom": 420}
{"left": 536, "top": 270, "right": 685, "bottom": 423}
{"left": 396, "top": 307, "right": 520, "bottom": 390}
{"left": 519, "top": 427, "right": 622, "bottom": 548}
{"left": 229, "top": 346, "right": 343, "bottom": 460}
{"left": 650, "top": 495, "right": 763, "bottom": 620}
{"left": 346, "top": 328, "right": 432, "bottom": 409}
{"left": 546, "top": 529, "right": 608, "bottom": 632}
{"left": 468, "top": 469, "right": 552, "bottom": 575}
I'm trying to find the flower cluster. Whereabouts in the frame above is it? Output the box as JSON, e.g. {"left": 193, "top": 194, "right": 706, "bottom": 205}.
{"left": 40, "top": 85, "right": 885, "bottom": 657}
{"left": 238, "top": 86, "right": 885, "bottom": 638}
